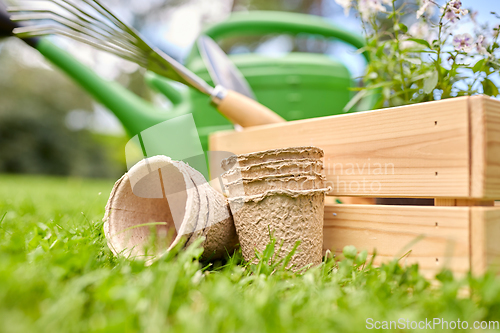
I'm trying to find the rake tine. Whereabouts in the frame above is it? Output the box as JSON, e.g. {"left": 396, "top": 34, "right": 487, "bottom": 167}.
{"left": 49, "top": 0, "right": 139, "bottom": 46}
{"left": 6, "top": 0, "right": 201, "bottom": 86}
{"left": 80, "top": 0, "right": 136, "bottom": 36}
{"left": 9, "top": 2, "right": 140, "bottom": 51}
{"left": 13, "top": 24, "right": 148, "bottom": 65}
{"left": 79, "top": 0, "right": 151, "bottom": 50}
{"left": 10, "top": 10, "right": 140, "bottom": 54}
{"left": 9, "top": 0, "right": 150, "bottom": 52}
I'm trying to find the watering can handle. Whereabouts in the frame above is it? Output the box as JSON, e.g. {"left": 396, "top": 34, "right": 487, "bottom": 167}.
{"left": 203, "top": 11, "right": 369, "bottom": 62}
{"left": 200, "top": 11, "right": 376, "bottom": 111}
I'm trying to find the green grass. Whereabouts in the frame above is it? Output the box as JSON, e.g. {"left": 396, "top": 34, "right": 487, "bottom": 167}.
{"left": 1, "top": 174, "right": 500, "bottom": 333}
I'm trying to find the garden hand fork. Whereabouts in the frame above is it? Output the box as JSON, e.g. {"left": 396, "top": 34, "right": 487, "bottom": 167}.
{"left": 8, "top": 0, "right": 285, "bottom": 127}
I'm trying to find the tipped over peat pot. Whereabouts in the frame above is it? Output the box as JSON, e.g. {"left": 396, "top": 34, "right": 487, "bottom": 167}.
{"left": 103, "top": 155, "right": 238, "bottom": 262}
{"left": 221, "top": 147, "right": 329, "bottom": 270}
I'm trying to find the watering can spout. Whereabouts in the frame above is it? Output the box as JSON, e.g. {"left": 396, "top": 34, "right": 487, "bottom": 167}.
{"left": 144, "top": 72, "right": 184, "bottom": 106}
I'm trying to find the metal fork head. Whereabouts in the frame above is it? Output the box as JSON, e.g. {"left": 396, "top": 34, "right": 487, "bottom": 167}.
{"left": 8, "top": 0, "right": 214, "bottom": 94}
{"left": 8, "top": 0, "right": 150, "bottom": 63}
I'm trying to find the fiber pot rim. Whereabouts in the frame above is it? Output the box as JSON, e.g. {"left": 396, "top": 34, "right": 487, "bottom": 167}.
{"left": 227, "top": 187, "right": 330, "bottom": 203}
{"left": 224, "top": 173, "right": 326, "bottom": 188}
{"left": 221, "top": 146, "right": 324, "bottom": 171}
{"left": 235, "top": 146, "right": 323, "bottom": 159}
{"left": 221, "top": 159, "right": 324, "bottom": 177}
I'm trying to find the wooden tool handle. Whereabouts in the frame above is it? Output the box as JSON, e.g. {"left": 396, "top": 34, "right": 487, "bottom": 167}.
{"left": 216, "top": 90, "right": 285, "bottom": 127}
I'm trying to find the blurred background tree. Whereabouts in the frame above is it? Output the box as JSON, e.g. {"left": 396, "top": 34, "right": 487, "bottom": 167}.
{"left": 0, "top": 38, "right": 126, "bottom": 177}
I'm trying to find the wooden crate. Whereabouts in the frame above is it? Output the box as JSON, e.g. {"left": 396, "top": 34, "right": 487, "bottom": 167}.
{"left": 209, "top": 95, "right": 500, "bottom": 276}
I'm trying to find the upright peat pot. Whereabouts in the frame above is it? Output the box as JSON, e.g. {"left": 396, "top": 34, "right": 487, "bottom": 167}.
{"left": 221, "top": 147, "right": 329, "bottom": 270}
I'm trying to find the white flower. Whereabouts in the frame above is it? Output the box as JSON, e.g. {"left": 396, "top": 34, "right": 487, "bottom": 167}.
{"left": 409, "top": 21, "right": 430, "bottom": 38}
{"left": 417, "top": 0, "right": 432, "bottom": 18}
{"left": 335, "top": 0, "right": 353, "bottom": 16}
{"left": 401, "top": 22, "right": 436, "bottom": 49}
{"left": 476, "top": 35, "right": 489, "bottom": 56}
{"left": 358, "top": 0, "right": 388, "bottom": 21}
{"left": 452, "top": 33, "right": 473, "bottom": 52}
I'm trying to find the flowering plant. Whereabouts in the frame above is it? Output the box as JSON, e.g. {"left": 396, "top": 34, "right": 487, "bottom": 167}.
{"left": 337, "top": 0, "right": 500, "bottom": 109}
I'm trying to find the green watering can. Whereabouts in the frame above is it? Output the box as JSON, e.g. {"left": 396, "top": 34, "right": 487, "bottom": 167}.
{"left": 1, "top": 7, "right": 372, "bottom": 151}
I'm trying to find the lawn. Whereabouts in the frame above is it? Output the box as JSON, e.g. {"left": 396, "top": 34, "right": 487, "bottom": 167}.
{"left": 0, "top": 174, "right": 499, "bottom": 333}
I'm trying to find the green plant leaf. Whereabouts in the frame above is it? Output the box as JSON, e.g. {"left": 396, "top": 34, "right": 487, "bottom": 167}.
{"left": 404, "top": 57, "right": 422, "bottom": 65}
{"left": 343, "top": 89, "right": 367, "bottom": 112}
{"left": 409, "top": 73, "right": 432, "bottom": 82}
{"left": 423, "top": 70, "right": 439, "bottom": 94}
{"left": 343, "top": 245, "right": 357, "bottom": 259}
{"left": 407, "top": 38, "right": 431, "bottom": 49}
{"left": 383, "top": 87, "right": 391, "bottom": 99}
{"left": 398, "top": 23, "right": 408, "bottom": 33}
{"left": 473, "top": 59, "right": 486, "bottom": 73}
{"left": 355, "top": 250, "right": 368, "bottom": 265}
{"left": 483, "top": 78, "right": 500, "bottom": 97}
{"left": 376, "top": 42, "right": 386, "bottom": 58}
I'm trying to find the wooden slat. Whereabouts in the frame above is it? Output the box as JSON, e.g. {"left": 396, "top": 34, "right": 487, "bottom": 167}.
{"left": 470, "top": 96, "right": 500, "bottom": 199}
{"left": 435, "top": 199, "right": 457, "bottom": 206}
{"left": 326, "top": 197, "right": 375, "bottom": 205}
{"left": 470, "top": 207, "right": 500, "bottom": 275}
{"left": 323, "top": 204, "right": 470, "bottom": 277}
{"left": 210, "top": 98, "right": 470, "bottom": 198}
{"left": 435, "top": 199, "right": 494, "bottom": 206}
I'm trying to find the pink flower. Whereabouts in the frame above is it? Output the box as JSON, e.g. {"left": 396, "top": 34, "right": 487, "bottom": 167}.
{"left": 476, "top": 35, "right": 489, "bottom": 56}
{"left": 444, "top": 9, "right": 458, "bottom": 21}
{"left": 449, "top": 0, "right": 463, "bottom": 10}
{"left": 452, "top": 33, "right": 473, "bottom": 52}
{"left": 442, "top": 0, "right": 468, "bottom": 22}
